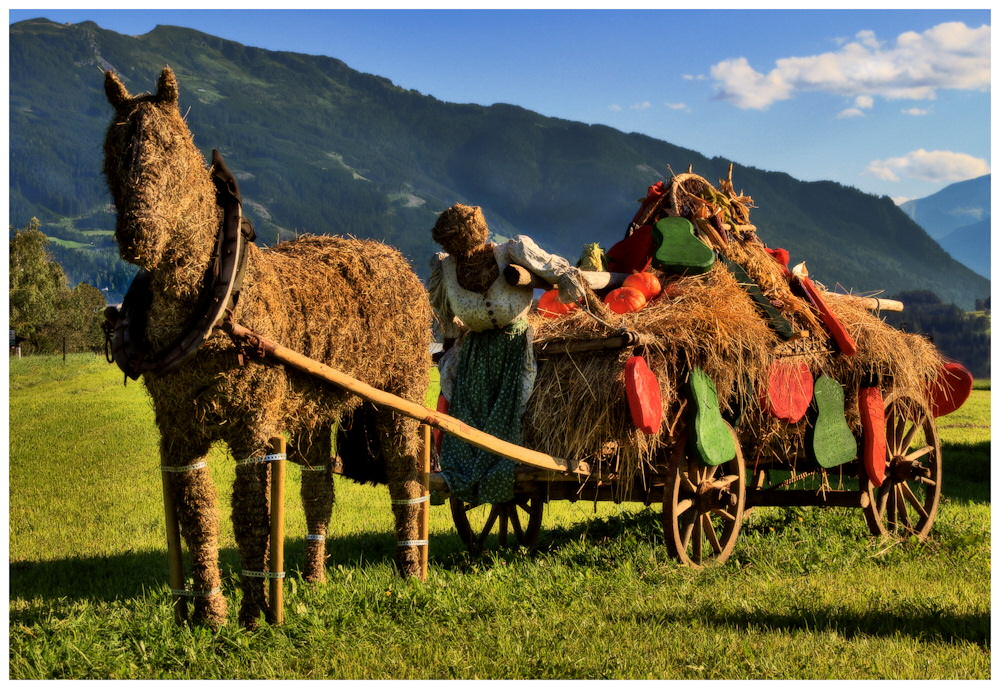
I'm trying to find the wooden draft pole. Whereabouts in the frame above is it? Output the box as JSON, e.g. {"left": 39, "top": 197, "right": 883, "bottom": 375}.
{"left": 267, "top": 435, "right": 286, "bottom": 625}
{"left": 222, "top": 321, "right": 591, "bottom": 478}
{"left": 160, "top": 469, "right": 187, "bottom": 624}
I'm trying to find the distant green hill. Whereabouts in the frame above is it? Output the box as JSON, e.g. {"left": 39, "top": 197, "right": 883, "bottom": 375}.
{"left": 9, "top": 18, "right": 990, "bottom": 309}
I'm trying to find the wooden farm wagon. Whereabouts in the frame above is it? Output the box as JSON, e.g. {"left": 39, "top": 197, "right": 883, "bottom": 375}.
{"left": 227, "top": 169, "right": 971, "bottom": 573}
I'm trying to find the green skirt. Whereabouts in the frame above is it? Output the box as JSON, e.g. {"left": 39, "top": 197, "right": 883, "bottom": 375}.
{"left": 440, "top": 320, "right": 533, "bottom": 504}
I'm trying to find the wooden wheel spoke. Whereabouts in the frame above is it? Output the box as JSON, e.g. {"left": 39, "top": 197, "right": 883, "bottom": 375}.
{"left": 916, "top": 475, "right": 938, "bottom": 487}
{"left": 900, "top": 482, "right": 929, "bottom": 521}
{"left": 905, "top": 445, "right": 935, "bottom": 462}
{"left": 510, "top": 508, "right": 525, "bottom": 541}
{"left": 703, "top": 514, "right": 723, "bottom": 555}
{"left": 675, "top": 498, "right": 694, "bottom": 516}
{"left": 894, "top": 488, "right": 913, "bottom": 531}
{"left": 476, "top": 507, "right": 500, "bottom": 548}
{"left": 679, "top": 517, "right": 695, "bottom": 551}
{"left": 681, "top": 473, "right": 698, "bottom": 495}
{"left": 691, "top": 513, "right": 704, "bottom": 562}
{"left": 900, "top": 415, "right": 925, "bottom": 452}
{"left": 711, "top": 507, "right": 737, "bottom": 522}
{"left": 888, "top": 413, "right": 906, "bottom": 448}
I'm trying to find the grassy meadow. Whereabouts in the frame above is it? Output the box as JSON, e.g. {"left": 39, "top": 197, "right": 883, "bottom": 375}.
{"left": 8, "top": 354, "right": 991, "bottom": 679}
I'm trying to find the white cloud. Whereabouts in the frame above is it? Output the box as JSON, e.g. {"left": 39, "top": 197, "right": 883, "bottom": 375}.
{"left": 837, "top": 108, "right": 865, "bottom": 119}
{"left": 711, "top": 21, "right": 990, "bottom": 110}
{"left": 854, "top": 95, "right": 874, "bottom": 109}
{"left": 902, "top": 107, "right": 930, "bottom": 116}
{"left": 865, "top": 149, "right": 990, "bottom": 182}
{"left": 664, "top": 102, "right": 688, "bottom": 111}
{"left": 630, "top": 101, "right": 652, "bottom": 110}
{"left": 682, "top": 74, "right": 706, "bottom": 81}
{"left": 608, "top": 104, "right": 622, "bottom": 112}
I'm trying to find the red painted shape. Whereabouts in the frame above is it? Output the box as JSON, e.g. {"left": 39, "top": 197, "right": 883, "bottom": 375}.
{"left": 859, "top": 386, "right": 886, "bottom": 487}
{"left": 929, "top": 361, "right": 974, "bottom": 417}
{"left": 765, "top": 247, "right": 791, "bottom": 271}
{"left": 763, "top": 360, "right": 813, "bottom": 423}
{"left": 796, "top": 276, "right": 858, "bottom": 356}
{"left": 625, "top": 355, "right": 663, "bottom": 435}
{"left": 606, "top": 224, "right": 654, "bottom": 274}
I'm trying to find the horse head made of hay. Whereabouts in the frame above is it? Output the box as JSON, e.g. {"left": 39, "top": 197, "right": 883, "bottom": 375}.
{"left": 103, "top": 67, "right": 219, "bottom": 278}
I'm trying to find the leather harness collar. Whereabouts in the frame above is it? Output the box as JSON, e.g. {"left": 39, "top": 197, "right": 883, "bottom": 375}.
{"left": 106, "top": 150, "right": 256, "bottom": 380}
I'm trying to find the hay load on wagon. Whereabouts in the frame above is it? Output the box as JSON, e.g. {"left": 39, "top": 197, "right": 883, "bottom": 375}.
{"left": 519, "top": 168, "right": 946, "bottom": 491}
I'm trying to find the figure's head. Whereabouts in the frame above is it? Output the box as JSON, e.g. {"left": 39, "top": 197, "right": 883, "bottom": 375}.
{"left": 103, "top": 67, "right": 215, "bottom": 271}
{"left": 431, "top": 204, "right": 489, "bottom": 257}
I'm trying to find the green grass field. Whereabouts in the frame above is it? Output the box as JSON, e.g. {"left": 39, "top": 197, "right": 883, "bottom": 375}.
{"left": 9, "top": 354, "right": 991, "bottom": 679}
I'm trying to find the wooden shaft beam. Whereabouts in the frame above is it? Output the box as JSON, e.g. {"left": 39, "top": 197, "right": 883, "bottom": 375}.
{"left": 222, "top": 321, "right": 590, "bottom": 478}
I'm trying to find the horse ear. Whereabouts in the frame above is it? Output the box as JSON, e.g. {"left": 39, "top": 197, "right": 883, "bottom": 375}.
{"left": 104, "top": 71, "right": 131, "bottom": 109}
{"left": 157, "top": 67, "right": 180, "bottom": 105}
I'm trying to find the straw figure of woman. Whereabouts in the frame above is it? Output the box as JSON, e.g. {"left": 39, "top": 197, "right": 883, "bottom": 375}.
{"left": 102, "top": 67, "right": 432, "bottom": 629}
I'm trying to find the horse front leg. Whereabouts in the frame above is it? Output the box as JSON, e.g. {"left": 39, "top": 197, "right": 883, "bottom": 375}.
{"left": 161, "top": 436, "right": 227, "bottom": 628}
{"left": 295, "top": 425, "right": 334, "bottom": 583}
{"left": 230, "top": 440, "right": 276, "bottom": 630}
{"left": 378, "top": 412, "right": 426, "bottom": 579}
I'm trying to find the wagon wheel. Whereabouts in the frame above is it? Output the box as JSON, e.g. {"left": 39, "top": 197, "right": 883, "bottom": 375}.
{"left": 449, "top": 495, "right": 545, "bottom": 552}
{"left": 662, "top": 426, "right": 746, "bottom": 567}
{"left": 860, "top": 392, "right": 942, "bottom": 539}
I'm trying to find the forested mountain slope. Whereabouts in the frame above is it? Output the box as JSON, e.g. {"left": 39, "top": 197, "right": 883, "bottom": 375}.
{"left": 9, "top": 18, "right": 990, "bottom": 308}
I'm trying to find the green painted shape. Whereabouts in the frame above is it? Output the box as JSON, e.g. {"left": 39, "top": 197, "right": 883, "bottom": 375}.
{"left": 651, "top": 217, "right": 715, "bottom": 275}
{"left": 722, "top": 258, "right": 795, "bottom": 340}
{"left": 808, "top": 375, "right": 857, "bottom": 468}
{"left": 687, "top": 367, "right": 737, "bottom": 466}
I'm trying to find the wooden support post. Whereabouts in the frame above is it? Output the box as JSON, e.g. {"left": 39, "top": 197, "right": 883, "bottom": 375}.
{"left": 420, "top": 423, "right": 431, "bottom": 581}
{"left": 160, "top": 469, "right": 187, "bottom": 625}
{"left": 268, "top": 436, "right": 286, "bottom": 625}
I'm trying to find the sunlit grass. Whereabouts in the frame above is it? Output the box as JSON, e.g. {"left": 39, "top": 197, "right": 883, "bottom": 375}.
{"left": 9, "top": 354, "right": 990, "bottom": 679}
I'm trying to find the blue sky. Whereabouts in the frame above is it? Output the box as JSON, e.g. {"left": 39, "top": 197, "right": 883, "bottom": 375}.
{"left": 8, "top": 7, "right": 992, "bottom": 203}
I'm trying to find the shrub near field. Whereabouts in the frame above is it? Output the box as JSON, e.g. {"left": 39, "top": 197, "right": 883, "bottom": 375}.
{"left": 8, "top": 355, "right": 991, "bottom": 680}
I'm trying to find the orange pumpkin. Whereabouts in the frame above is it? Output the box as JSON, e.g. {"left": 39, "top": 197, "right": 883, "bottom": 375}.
{"left": 537, "top": 289, "right": 577, "bottom": 318}
{"left": 604, "top": 286, "right": 647, "bottom": 314}
{"left": 622, "top": 271, "right": 662, "bottom": 301}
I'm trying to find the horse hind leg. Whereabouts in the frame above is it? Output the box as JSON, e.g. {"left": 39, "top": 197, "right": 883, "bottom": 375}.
{"left": 294, "top": 425, "right": 334, "bottom": 583}
{"left": 376, "top": 409, "right": 426, "bottom": 579}
{"left": 161, "top": 436, "right": 227, "bottom": 628}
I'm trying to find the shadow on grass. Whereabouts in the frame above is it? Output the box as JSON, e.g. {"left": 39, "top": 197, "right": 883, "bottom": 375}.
{"left": 619, "top": 606, "right": 990, "bottom": 648}
{"left": 8, "top": 528, "right": 474, "bottom": 609}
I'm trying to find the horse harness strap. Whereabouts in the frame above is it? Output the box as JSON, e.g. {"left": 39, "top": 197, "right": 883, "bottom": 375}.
{"left": 106, "top": 150, "right": 256, "bottom": 380}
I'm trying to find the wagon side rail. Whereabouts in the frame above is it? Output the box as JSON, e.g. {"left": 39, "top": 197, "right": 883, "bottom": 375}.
{"left": 222, "top": 321, "right": 591, "bottom": 478}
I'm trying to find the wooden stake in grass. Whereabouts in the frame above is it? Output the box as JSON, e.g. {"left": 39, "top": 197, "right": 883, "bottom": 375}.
{"left": 420, "top": 424, "right": 431, "bottom": 581}
{"left": 160, "top": 468, "right": 187, "bottom": 625}
{"left": 268, "top": 436, "right": 286, "bottom": 625}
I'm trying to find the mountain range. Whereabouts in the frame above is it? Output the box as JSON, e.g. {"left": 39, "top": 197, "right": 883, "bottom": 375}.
{"left": 8, "top": 17, "right": 990, "bottom": 309}
{"left": 899, "top": 175, "right": 990, "bottom": 280}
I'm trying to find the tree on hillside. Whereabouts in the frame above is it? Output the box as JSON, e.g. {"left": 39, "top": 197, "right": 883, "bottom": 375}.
{"left": 9, "top": 218, "right": 106, "bottom": 354}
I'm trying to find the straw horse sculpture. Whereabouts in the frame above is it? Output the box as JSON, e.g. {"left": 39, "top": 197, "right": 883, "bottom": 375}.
{"left": 103, "top": 67, "right": 432, "bottom": 628}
